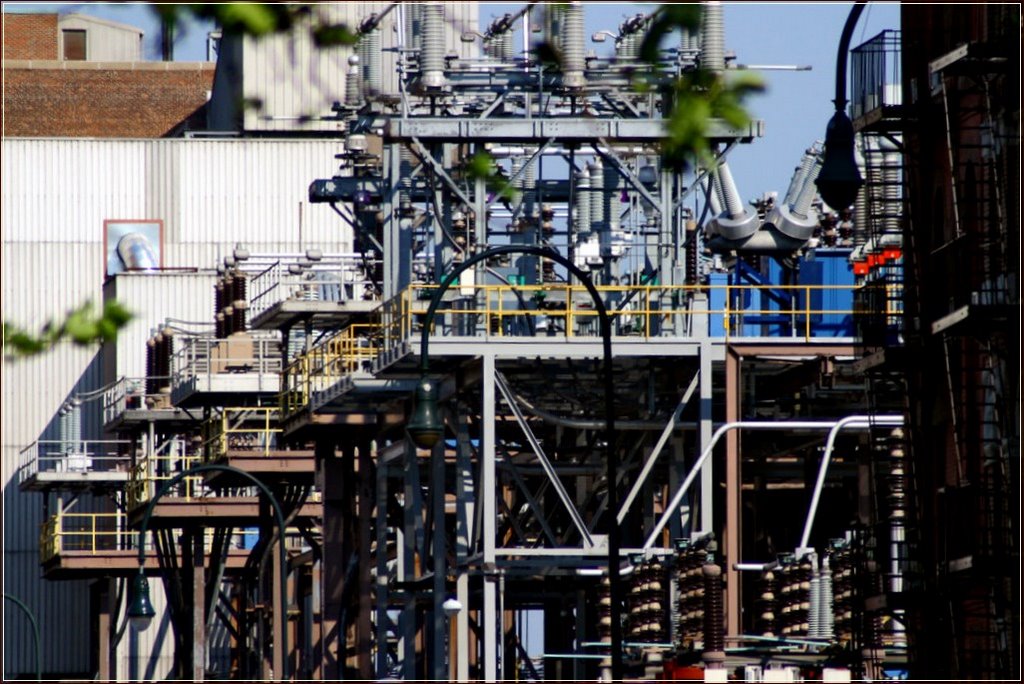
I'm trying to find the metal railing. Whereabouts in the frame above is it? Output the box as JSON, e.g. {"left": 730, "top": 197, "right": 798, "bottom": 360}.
{"left": 101, "top": 376, "right": 176, "bottom": 424}
{"left": 248, "top": 253, "right": 382, "bottom": 322}
{"left": 18, "top": 440, "right": 131, "bottom": 485}
{"left": 381, "top": 282, "right": 869, "bottom": 344}
{"left": 39, "top": 512, "right": 262, "bottom": 563}
{"left": 171, "top": 333, "right": 283, "bottom": 392}
{"left": 126, "top": 451, "right": 205, "bottom": 510}
{"left": 202, "top": 407, "right": 281, "bottom": 461}
{"left": 280, "top": 323, "right": 382, "bottom": 418}
{"left": 850, "top": 29, "right": 901, "bottom": 120}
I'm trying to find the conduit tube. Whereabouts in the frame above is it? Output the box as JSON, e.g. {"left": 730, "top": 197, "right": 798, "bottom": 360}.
{"left": 644, "top": 416, "right": 904, "bottom": 552}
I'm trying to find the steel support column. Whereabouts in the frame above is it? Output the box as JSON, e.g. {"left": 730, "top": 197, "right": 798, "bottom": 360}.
{"left": 482, "top": 353, "right": 498, "bottom": 681}
{"left": 725, "top": 346, "right": 742, "bottom": 638}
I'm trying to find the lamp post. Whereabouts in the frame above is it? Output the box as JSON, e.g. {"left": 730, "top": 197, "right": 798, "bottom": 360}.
{"left": 126, "top": 464, "right": 291, "bottom": 680}
{"left": 406, "top": 244, "right": 623, "bottom": 681}
{"left": 4, "top": 593, "right": 41, "bottom": 680}
{"left": 816, "top": 2, "right": 868, "bottom": 211}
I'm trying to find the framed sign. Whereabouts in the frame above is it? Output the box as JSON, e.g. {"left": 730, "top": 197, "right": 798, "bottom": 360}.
{"left": 104, "top": 220, "right": 163, "bottom": 277}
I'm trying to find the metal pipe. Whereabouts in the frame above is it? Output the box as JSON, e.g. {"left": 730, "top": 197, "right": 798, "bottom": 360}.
{"left": 3, "top": 594, "right": 41, "bottom": 680}
{"left": 797, "top": 414, "right": 904, "bottom": 550}
{"left": 644, "top": 417, "right": 903, "bottom": 552}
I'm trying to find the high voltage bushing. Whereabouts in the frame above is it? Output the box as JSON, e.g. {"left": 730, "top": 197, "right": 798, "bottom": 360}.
{"left": 757, "top": 569, "right": 778, "bottom": 638}
{"left": 701, "top": 562, "right": 725, "bottom": 668}
{"left": 627, "top": 557, "right": 667, "bottom": 644}
{"left": 359, "top": 25, "right": 382, "bottom": 97}
{"left": 700, "top": 2, "right": 725, "bottom": 73}
{"left": 344, "top": 55, "right": 362, "bottom": 108}
{"left": 560, "top": 2, "right": 586, "bottom": 89}
{"left": 829, "top": 538, "right": 855, "bottom": 646}
{"left": 673, "top": 538, "right": 711, "bottom": 651}
{"left": 419, "top": 4, "right": 446, "bottom": 90}
{"left": 589, "top": 159, "right": 605, "bottom": 231}
{"left": 596, "top": 575, "right": 613, "bottom": 673}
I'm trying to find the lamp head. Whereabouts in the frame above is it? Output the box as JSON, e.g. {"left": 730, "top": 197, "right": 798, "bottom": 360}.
{"left": 408, "top": 377, "right": 443, "bottom": 448}
{"left": 815, "top": 110, "right": 863, "bottom": 210}
{"left": 127, "top": 569, "right": 155, "bottom": 631}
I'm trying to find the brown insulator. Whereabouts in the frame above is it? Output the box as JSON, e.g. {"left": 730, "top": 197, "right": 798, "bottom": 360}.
{"left": 701, "top": 563, "right": 725, "bottom": 665}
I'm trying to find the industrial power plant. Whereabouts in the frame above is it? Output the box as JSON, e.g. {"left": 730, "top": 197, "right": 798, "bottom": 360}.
{"left": 2, "top": 2, "right": 1018, "bottom": 681}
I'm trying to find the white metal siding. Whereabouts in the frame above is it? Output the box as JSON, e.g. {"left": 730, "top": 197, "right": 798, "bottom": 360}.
{"left": 58, "top": 15, "right": 143, "bottom": 62}
{"left": 2, "top": 136, "right": 352, "bottom": 676}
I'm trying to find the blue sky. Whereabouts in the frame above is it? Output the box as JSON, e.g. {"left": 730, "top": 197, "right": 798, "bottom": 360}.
{"left": 4, "top": 2, "right": 900, "bottom": 211}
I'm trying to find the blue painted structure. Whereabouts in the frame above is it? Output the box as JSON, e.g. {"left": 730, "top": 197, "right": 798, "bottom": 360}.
{"left": 708, "top": 248, "right": 856, "bottom": 337}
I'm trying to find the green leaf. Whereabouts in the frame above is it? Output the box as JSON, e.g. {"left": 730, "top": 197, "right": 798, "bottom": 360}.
{"left": 313, "top": 23, "right": 358, "bottom": 48}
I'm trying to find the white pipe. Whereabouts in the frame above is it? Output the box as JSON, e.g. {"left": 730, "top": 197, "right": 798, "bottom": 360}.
{"left": 798, "top": 414, "right": 904, "bottom": 550}
{"left": 642, "top": 416, "right": 903, "bottom": 552}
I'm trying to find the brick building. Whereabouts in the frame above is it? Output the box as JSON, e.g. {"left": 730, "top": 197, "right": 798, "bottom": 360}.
{"left": 2, "top": 12, "right": 214, "bottom": 137}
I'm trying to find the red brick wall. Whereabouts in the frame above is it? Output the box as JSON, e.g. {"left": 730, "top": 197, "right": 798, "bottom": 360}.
{"left": 2, "top": 63, "right": 216, "bottom": 137}
{"left": 3, "top": 13, "right": 59, "bottom": 60}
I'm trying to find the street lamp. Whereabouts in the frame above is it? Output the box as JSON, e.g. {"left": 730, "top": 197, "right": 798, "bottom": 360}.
{"left": 4, "top": 593, "right": 41, "bottom": 680}
{"left": 815, "top": 2, "right": 868, "bottom": 211}
{"left": 407, "top": 244, "right": 624, "bottom": 681}
{"left": 127, "top": 463, "right": 291, "bottom": 680}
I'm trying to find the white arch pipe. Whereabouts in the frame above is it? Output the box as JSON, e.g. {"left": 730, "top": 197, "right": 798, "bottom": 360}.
{"left": 642, "top": 415, "right": 904, "bottom": 552}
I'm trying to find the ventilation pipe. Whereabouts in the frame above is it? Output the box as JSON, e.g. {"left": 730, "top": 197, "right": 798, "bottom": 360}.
{"left": 700, "top": 2, "right": 725, "bottom": 73}
{"left": 420, "top": 4, "right": 447, "bottom": 89}
{"left": 706, "top": 162, "right": 759, "bottom": 240}
{"left": 561, "top": 2, "right": 586, "bottom": 89}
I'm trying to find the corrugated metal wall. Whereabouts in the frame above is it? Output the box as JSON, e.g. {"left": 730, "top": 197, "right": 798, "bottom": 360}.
{"left": 2, "top": 137, "right": 353, "bottom": 677}
{"left": 239, "top": 2, "right": 479, "bottom": 132}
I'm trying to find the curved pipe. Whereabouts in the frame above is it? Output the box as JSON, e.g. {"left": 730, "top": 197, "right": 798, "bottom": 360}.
{"left": 643, "top": 416, "right": 904, "bottom": 552}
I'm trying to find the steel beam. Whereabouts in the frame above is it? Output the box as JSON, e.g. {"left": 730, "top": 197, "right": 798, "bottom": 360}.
{"left": 482, "top": 353, "right": 498, "bottom": 681}
{"left": 388, "top": 118, "right": 762, "bottom": 143}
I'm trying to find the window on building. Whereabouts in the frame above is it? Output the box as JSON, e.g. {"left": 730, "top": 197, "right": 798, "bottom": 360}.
{"left": 62, "top": 29, "right": 86, "bottom": 60}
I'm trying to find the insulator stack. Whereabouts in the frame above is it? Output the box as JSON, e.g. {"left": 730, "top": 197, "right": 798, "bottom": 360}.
{"left": 145, "top": 336, "right": 158, "bottom": 396}
{"left": 589, "top": 160, "right": 605, "bottom": 232}
{"left": 359, "top": 26, "right": 382, "bottom": 97}
{"left": 673, "top": 540, "right": 708, "bottom": 651}
{"left": 575, "top": 167, "right": 591, "bottom": 234}
{"left": 830, "top": 539, "right": 856, "bottom": 646}
{"left": 214, "top": 277, "right": 226, "bottom": 338}
{"left": 884, "top": 427, "right": 908, "bottom": 648}
{"left": 701, "top": 563, "right": 725, "bottom": 667}
{"left": 756, "top": 569, "right": 777, "bottom": 637}
{"left": 777, "top": 554, "right": 810, "bottom": 637}
{"left": 626, "top": 558, "right": 667, "bottom": 644}
{"left": 233, "top": 274, "right": 248, "bottom": 333}
{"left": 419, "top": 4, "right": 446, "bottom": 89}
{"left": 157, "top": 328, "right": 173, "bottom": 393}
{"left": 596, "top": 576, "right": 613, "bottom": 674}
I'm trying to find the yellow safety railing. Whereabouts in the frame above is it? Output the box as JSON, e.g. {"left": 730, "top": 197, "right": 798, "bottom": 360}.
{"left": 39, "top": 512, "right": 262, "bottom": 563}
{"left": 393, "top": 282, "right": 869, "bottom": 342}
{"left": 280, "top": 322, "right": 381, "bottom": 419}
{"left": 126, "top": 452, "right": 203, "bottom": 510}
{"left": 274, "top": 281, "right": 884, "bottom": 417}
{"left": 203, "top": 407, "right": 281, "bottom": 461}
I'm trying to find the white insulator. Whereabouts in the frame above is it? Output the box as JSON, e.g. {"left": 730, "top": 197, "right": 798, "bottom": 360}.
{"left": 58, "top": 405, "right": 69, "bottom": 453}
{"left": 700, "top": 175, "right": 723, "bottom": 216}
{"left": 501, "top": 32, "right": 516, "bottom": 62}
{"left": 700, "top": 2, "right": 725, "bottom": 73}
{"left": 360, "top": 27, "right": 382, "bottom": 96}
{"left": 345, "top": 55, "right": 362, "bottom": 106}
{"left": 68, "top": 398, "right": 82, "bottom": 453}
{"left": 792, "top": 154, "right": 824, "bottom": 218}
{"left": 404, "top": 3, "right": 422, "bottom": 52}
{"left": 523, "top": 153, "right": 537, "bottom": 217}
{"left": 784, "top": 144, "right": 821, "bottom": 208}
{"left": 399, "top": 146, "right": 415, "bottom": 210}
{"left": 880, "top": 136, "right": 902, "bottom": 235}
{"left": 575, "top": 167, "right": 591, "bottom": 233}
{"left": 561, "top": 2, "right": 586, "bottom": 88}
{"left": 714, "top": 162, "right": 744, "bottom": 218}
{"left": 589, "top": 160, "right": 604, "bottom": 230}
{"left": 420, "top": 4, "right": 446, "bottom": 89}
{"left": 819, "top": 558, "right": 835, "bottom": 640}
{"left": 853, "top": 139, "right": 869, "bottom": 247}
{"left": 604, "top": 162, "right": 621, "bottom": 231}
